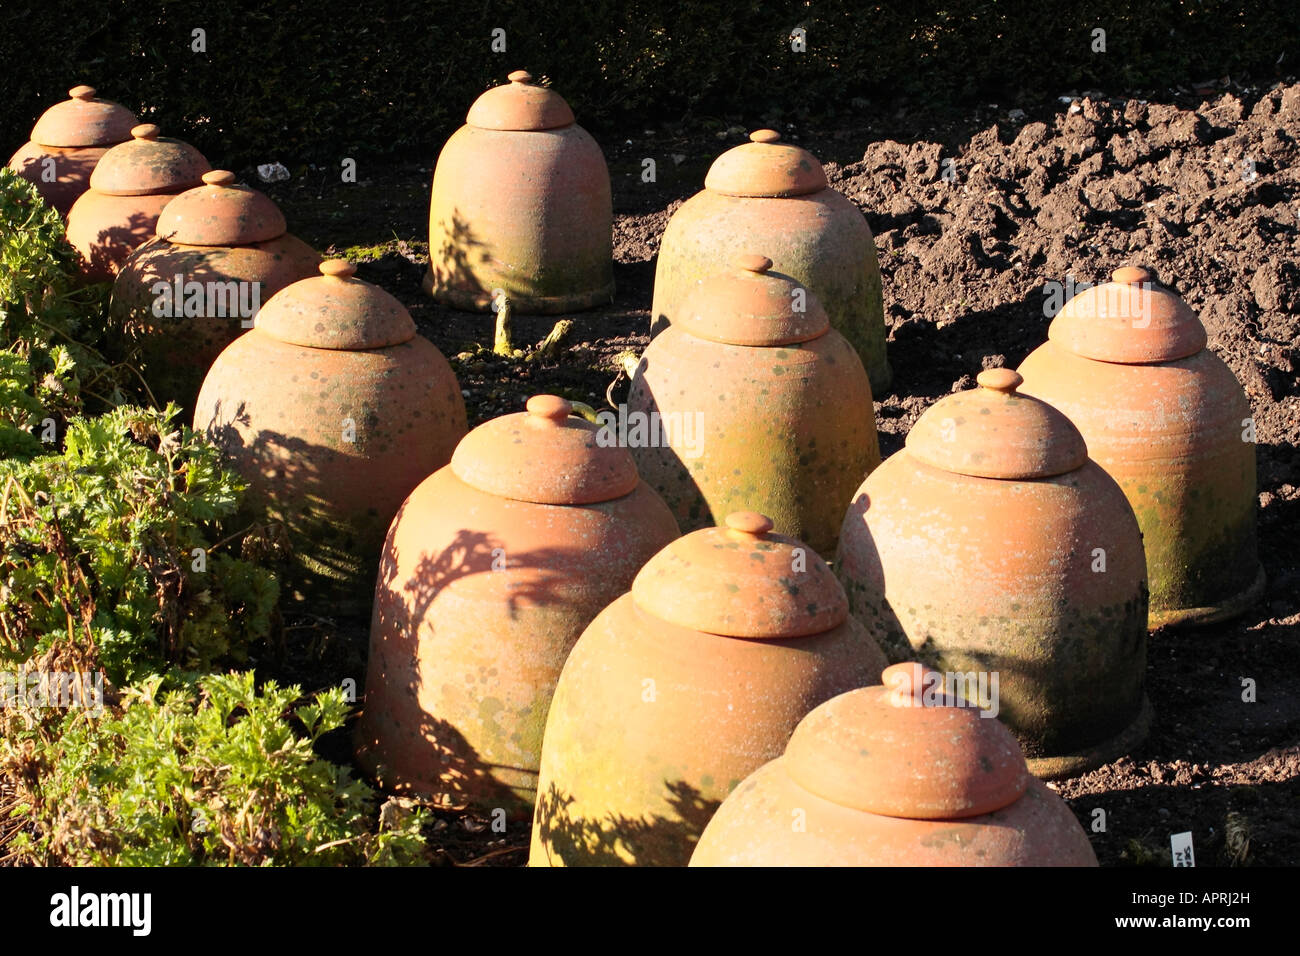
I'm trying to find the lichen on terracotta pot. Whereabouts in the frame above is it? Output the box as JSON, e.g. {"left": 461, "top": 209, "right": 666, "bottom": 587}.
{"left": 836, "top": 368, "right": 1151, "bottom": 778}
{"left": 1017, "top": 266, "right": 1263, "bottom": 628}
{"left": 7, "top": 85, "right": 138, "bottom": 218}
{"left": 355, "top": 394, "right": 680, "bottom": 819}
{"left": 629, "top": 253, "right": 880, "bottom": 557}
{"left": 193, "top": 260, "right": 467, "bottom": 613}
{"left": 111, "top": 170, "right": 320, "bottom": 411}
{"left": 529, "top": 511, "right": 888, "bottom": 867}
{"left": 64, "top": 123, "right": 211, "bottom": 282}
{"left": 652, "top": 129, "right": 890, "bottom": 393}
{"left": 424, "top": 70, "right": 613, "bottom": 314}
{"left": 691, "top": 663, "right": 1098, "bottom": 866}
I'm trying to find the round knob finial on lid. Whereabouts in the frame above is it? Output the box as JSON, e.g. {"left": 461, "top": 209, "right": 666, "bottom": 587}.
{"left": 256, "top": 261, "right": 415, "bottom": 350}
{"left": 466, "top": 70, "right": 574, "bottom": 131}
{"left": 526, "top": 394, "right": 573, "bottom": 424}
{"left": 1112, "top": 266, "right": 1152, "bottom": 285}
{"left": 976, "top": 367, "right": 1023, "bottom": 394}
{"left": 705, "top": 127, "right": 826, "bottom": 198}
{"left": 319, "top": 260, "right": 357, "bottom": 280}
{"left": 202, "top": 169, "right": 237, "bottom": 187}
{"left": 735, "top": 254, "right": 773, "bottom": 274}
{"left": 782, "top": 672, "right": 1030, "bottom": 820}
{"left": 632, "top": 516, "right": 849, "bottom": 639}
{"left": 131, "top": 123, "right": 160, "bottom": 140}
{"left": 882, "top": 662, "right": 930, "bottom": 707}
{"left": 30, "top": 84, "right": 138, "bottom": 148}
{"left": 1047, "top": 266, "right": 1206, "bottom": 363}
{"left": 678, "top": 258, "right": 829, "bottom": 347}
{"left": 905, "top": 369, "right": 1087, "bottom": 480}
{"left": 450, "top": 395, "right": 638, "bottom": 505}
{"left": 724, "top": 511, "right": 774, "bottom": 540}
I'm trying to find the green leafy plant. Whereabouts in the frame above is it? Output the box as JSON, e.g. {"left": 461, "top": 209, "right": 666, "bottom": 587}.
{"left": 0, "top": 352, "right": 48, "bottom": 461}
{"left": 0, "top": 404, "right": 279, "bottom": 684}
{"left": 0, "top": 168, "right": 136, "bottom": 426}
{"left": 2, "top": 671, "right": 428, "bottom": 866}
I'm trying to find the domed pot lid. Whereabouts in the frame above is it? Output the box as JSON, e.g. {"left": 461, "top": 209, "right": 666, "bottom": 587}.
{"left": 29, "top": 85, "right": 138, "bottom": 148}
{"left": 905, "top": 368, "right": 1088, "bottom": 480}
{"left": 784, "top": 663, "right": 1029, "bottom": 820}
{"left": 677, "top": 254, "right": 830, "bottom": 346}
{"left": 87, "top": 124, "right": 211, "bottom": 197}
{"left": 630, "top": 511, "right": 848, "bottom": 639}
{"left": 154, "top": 171, "right": 287, "bottom": 246}
{"left": 704, "top": 129, "right": 828, "bottom": 198}
{"left": 465, "top": 70, "right": 576, "bottom": 131}
{"left": 255, "top": 260, "right": 416, "bottom": 350}
{"left": 1049, "top": 266, "right": 1207, "bottom": 364}
{"left": 450, "top": 395, "right": 640, "bottom": 505}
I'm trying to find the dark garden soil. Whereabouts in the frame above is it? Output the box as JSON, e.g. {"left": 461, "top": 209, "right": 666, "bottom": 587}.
{"left": 257, "top": 79, "right": 1300, "bottom": 867}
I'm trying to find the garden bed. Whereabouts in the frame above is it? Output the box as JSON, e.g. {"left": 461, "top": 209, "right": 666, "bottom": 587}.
{"left": 256, "top": 79, "right": 1300, "bottom": 866}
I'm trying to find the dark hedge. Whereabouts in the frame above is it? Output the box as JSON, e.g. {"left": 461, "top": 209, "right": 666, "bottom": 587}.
{"left": 2, "top": 1, "right": 1296, "bottom": 166}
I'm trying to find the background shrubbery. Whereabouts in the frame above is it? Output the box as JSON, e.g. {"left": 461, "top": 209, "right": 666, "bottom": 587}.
{"left": 3, "top": 1, "right": 1297, "bottom": 165}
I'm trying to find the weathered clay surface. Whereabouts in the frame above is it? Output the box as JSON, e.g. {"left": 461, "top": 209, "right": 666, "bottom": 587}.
{"left": 194, "top": 262, "right": 467, "bottom": 611}
{"left": 1018, "top": 269, "right": 1261, "bottom": 626}
{"left": 356, "top": 396, "right": 679, "bottom": 817}
{"left": 690, "top": 759, "right": 1098, "bottom": 866}
{"left": 426, "top": 72, "right": 613, "bottom": 314}
{"left": 113, "top": 235, "right": 321, "bottom": 409}
{"left": 7, "top": 85, "right": 137, "bottom": 216}
{"left": 530, "top": 514, "right": 887, "bottom": 866}
{"left": 64, "top": 124, "right": 210, "bottom": 280}
{"left": 652, "top": 130, "right": 890, "bottom": 391}
{"left": 8, "top": 142, "right": 114, "bottom": 217}
{"left": 630, "top": 258, "right": 879, "bottom": 556}
{"left": 112, "top": 171, "right": 320, "bottom": 410}
{"left": 836, "top": 372, "right": 1150, "bottom": 777}
{"left": 691, "top": 663, "right": 1097, "bottom": 866}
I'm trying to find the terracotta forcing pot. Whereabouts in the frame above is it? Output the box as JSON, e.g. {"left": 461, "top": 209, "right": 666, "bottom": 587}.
{"left": 628, "top": 254, "right": 880, "bottom": 556}
{"left": 355, "top": 395, "right": 680, "bottom": 818}
{"left": 193, "top": 260, "right": 467, "bottom": 610}
{"left": 1017, "top": 267, "right": 1263, "bottom": 627}
{"left": 529, "top": 511, "right": 888, "bottom": 867}
{"left": 8, "top": 85, "right": 138, "bottom": 217}
{"left": 111, "top": 170, "right": 320, "bottom": 410}
{"left": 424, "top": 70, "right": 613, "bottom": 314}
{"left": 690, "top": 663, "right": 1098, "bottom": 866}
{"left": 836, "top": 368, "right": 1151, "bottom": 778}
{"left": 65, "top": 123, "right": 210, "bottom": 282}
{"left": 651, "top": 129, "right": 890, "bottom": 393}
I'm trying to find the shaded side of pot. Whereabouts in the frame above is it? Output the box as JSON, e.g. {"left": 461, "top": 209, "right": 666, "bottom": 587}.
{"left": 355, "top": 469, "right": 679, "bottom": 818}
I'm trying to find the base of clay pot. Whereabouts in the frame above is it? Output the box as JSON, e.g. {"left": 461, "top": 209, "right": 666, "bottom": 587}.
{"left": 1025, "top": 693, "right": 1153, "bottom": 780}
{"left": 1148, "top": 563, "right": 1267, "bottom": 630}
{"left": 353, "top": 749, "right": 537, "bottom": 823}
{"left": 422, "top": 266, "right": 614, "bottom": 315}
